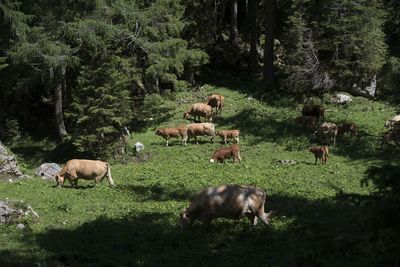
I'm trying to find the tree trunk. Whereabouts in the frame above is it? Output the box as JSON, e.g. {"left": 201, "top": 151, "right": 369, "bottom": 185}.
{"left": 230, "top": 0, "right": 239, "bottom": 46}
{"left": 263, "top": 0, "right": 276, "bottom": 83}
{"left": 55, "top": 66, "right": 68, "bottom": 140}
{"left": 249, "top": 0, "right": 258, "bottom": 74}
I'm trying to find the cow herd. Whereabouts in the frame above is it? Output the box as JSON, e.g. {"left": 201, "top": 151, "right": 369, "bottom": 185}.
{"left": 52, "top": 93, "right": 400, "bottom": 232}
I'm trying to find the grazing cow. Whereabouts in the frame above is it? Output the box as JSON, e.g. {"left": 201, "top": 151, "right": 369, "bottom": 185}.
{"left": 302, "top": 105, "right": 325, "bottom": 121}
{"left": 206, "top": 94, "right": 224, "bottom": 115}
{"left": 55, "top": 159, "right": 114, "bottom": 188}
{"left": 155, "top": 125, "right": 188, "bottom": 146}
{"left": 315, "top": 122, "right": 338, "bottom": 146}
{"left": 380, "top": 131, "right": 400, "bottom": 149}
{"left": 183, "top": 103, "right": 213, "bottom": 122}
{"left": 384, "top": 115, "right": 400, "bottom": 129}
{"left": 210, "top": 144, "right": 241, "bottom": 163}
{"left": 216, "top": 130, "right": 240, "bottom": 144}
{"left": 187, "top": 123, "right": 215, "bottom": 144}
{"left": 295, "top": 116, "right": 318, "bottom": 130}
{"left": 338, "top": 123, "right": 358, "bottom": 138}
{"left": 180, "top": 185, "right": 272, "bottom": 232}
{"left": 308, "top": 146, "right": 329, "bottom": 165}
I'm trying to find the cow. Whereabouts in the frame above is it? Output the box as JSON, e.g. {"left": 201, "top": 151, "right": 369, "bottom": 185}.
{"left": 187, "top": 123, "right": 215, "bottom": 144}
{"left": 206, "top": 94, "right": 224, "bottom": 115}
{"left": 183, "top": 103, "right": 213, "bottom": 122}
{"left": 180, "top": 185, "right": 272, "bottom": 232}
{"left": 384, "top": 115, "right": 400, "bottom": 129}
{"left": 55, "top": 159, "right": 114, "bottom": 188}
{"left": 155, "top": 125, "right": 188, "bottom": 146}
{"left": 295, "top": 116, "right": 318, "bottom": 131}
{"left": 337, "top": 123, "right": 358, "bottom": 138}
{"left": 302, "top": 105, "right": 325, "bottom": 121}
{"left": 315, "top": 122, "right": 338, "bottom": 146}
{"left": 216, "top": 130, "right": 240, "bottom": 144}
{"left": 210, "top": 144, "right": 241, "bottom": 163}
{"left": 308, "top": 146, "right": 329, "bottom": 165}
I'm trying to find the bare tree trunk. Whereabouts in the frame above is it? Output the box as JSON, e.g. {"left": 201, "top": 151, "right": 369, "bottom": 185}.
{"left": 249, "top": 0, "right": 258, "bottom": 74}
{"left": 230, "top": 0, "right": 239, "bottom": 46}
{"left": 55, "top": 65, "right": 68, "bottom": 140}
{"left": 263, "top": 0, "right": 276, "bottom": 83}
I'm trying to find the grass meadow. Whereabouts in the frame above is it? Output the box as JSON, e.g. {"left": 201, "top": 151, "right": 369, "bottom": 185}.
{"left": 0, "top": 82, "right": 398, "bottom": 266}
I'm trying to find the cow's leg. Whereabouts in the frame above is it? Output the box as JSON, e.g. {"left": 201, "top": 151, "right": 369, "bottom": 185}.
{"left": 68, "top": 178, "right": 78, "bottom": 189}
{"left": 202, "top": 218, "right": 212, "bottom": 233}
{"left": 166, "top": 138, "right": 169, "bottom": 146}
{"left": 315, "top": 156, "right": 318, "bottom": 165}
{"left": 224, "top": 136, "right": 227, "bottom": 144}
{"left": 257, "top": 212, "right": 271, "bottom": 225}
{"left": 246, "top": 214, "right": 258, "bottom": 226}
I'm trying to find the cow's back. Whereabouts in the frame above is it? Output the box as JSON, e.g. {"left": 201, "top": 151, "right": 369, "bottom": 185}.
{"left": 65, "top": 159, "right": 107, "bottom": 178}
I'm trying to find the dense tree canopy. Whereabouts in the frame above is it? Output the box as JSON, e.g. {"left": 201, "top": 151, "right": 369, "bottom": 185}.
{"left": 0, "top": 0, "right": 398, "bottom": 154}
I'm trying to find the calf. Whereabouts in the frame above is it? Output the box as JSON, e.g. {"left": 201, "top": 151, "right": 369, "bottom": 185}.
{"left": 155, "top": 125, "right": 188, "bottom": 146}
{"left": 180, "top": 185, "right": 272, "bottom": 232}
{"left": 308, "top": 146, "right": 329, "bottom": 165}
{"left": 210, "top": 144, "right": 241, "bottom": 163}
{"left": 187, "top": 123, "right": 215, "bottom": 144}
{"left": 380, "top": 131, "right": 400, "bottom": 149}
{"left": 206, "top": 94, "right": 224, "bottom": 115}
{"left": 216, "top": 130, "right": 240, "bottom": 144}
{"left": 55, "top": 159, "right": 114, "bottom": 188}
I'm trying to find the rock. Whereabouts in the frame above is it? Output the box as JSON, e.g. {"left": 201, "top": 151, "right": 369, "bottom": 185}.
{"left": 16, "top": 223, "right": 25, "bottom": 230}
{"left": 0, "top": 141, "right": 23, "bottom": 179}
{"left": 35, "top": 163, "right": 61, "bottom": 181}
{"left": 0, "top": 200, "right": 39, "bottom": 224}
{"left": 135, "top": 142, "right": 145, "bottom": 153}
{"left": 277, "top": 159, "right": 297, "bottom": 165}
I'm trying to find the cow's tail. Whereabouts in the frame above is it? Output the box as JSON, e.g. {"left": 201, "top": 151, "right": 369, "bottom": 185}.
{"left": 106, "top": 163, "right": 115, "bottom": 186}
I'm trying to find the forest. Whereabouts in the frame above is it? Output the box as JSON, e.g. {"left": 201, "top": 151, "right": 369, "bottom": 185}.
{"left": 0, "top": 0, "right": 400, "bottom": 266}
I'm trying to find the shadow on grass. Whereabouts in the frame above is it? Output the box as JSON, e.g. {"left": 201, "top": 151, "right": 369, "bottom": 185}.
{"left": 115, "top": 184, "right": 193, "bottom": 202}
{"left": 2, "top": 189, "right": 393, "bottom": 266}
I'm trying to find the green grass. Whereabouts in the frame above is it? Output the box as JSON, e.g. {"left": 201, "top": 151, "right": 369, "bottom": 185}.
{"left": 0, "top": 83, "right": 398, "bottom": 266}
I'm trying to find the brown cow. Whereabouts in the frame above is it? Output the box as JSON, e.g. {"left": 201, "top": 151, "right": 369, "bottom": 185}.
{"left": 295, "top": 116, "right": 318, "bottom": 130}
{"left": 337, "top": 123, "right": 358, "bottom": 137}
{"left": 55, "top": 159, "right": 114, "bottom": 188}
{"left": 206, "top": 94, "right": 224, "bottom": 115}
{"left": 216, "top": 130, "right": 240, "bottom": 144}
{"left": 155, "top": 125, "right": 188, "bottom": 146}
{"left": 308, "top": 146, "right": 329, "bottom": 165}
{"left": 210, "top": 144, "right": 241, "bottom": 163}
{"left": 180, "top": 185, "right": 272, "bottom": 232}
{"left": 302, "top": 105, "right": 325, "bottom": 121}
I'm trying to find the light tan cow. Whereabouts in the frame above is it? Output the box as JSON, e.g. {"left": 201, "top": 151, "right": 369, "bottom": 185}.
{"left": 315, "top": 122, "right": 338, "bottom": 146}
{"left": 180, "top": 185, "right": 272, "bottom": 232}
{"left": 183, "top": 103, "right": 213, "bottom": 122}
{"left": 206, "top": 94, "right": 224, "bottom": 115}
{"left": 55, "top": 159, "right": 114, "bottom": 188}
{"left": 186, "top": 122, "right": 215, "bottom": 144}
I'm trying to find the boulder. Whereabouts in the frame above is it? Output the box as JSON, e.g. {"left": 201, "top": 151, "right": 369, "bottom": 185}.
{"left": 35, "top": 163, "right": 61, "bottom": 181}
{"left": 0, "top": 141, "right": 23, "bottom": 179}
{"left": 0, "top": 200, "right": 39, "bottom": 224}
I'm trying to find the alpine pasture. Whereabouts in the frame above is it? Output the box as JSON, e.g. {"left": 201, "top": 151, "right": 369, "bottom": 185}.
{"left": 0, "top": 84, "right": 397, "bottom": 266}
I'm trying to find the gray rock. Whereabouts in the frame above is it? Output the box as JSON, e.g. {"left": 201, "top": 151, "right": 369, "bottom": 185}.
{"left": 277, "top": 159, "right": 297, "bottom": 165}
{"left": 16, "top": 223, "right": 25, "bottom": 230}
{"left": 0, "top": 200, "right": 39, "bottom": 224}
{"left": 35, "top": 163, "right": 61, "bottom": 181}
{"left": 0, "top": 141, "right": 23, "bottom": 178}
{"left": 135, "top": 142, "right": 145, "bottom": 153}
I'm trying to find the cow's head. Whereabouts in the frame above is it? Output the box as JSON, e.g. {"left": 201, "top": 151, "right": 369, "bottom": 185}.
{"left": 55, "top": 174, "right": 65, "bottom": 187}
{"left": 179, "top": 209, "right": 192, "bottom": 229}
{"left": 183, "top": 112, "right": 190, "bottom": 120}
{"left": 155, "top": 129, "right": 161, "bottom": 136}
